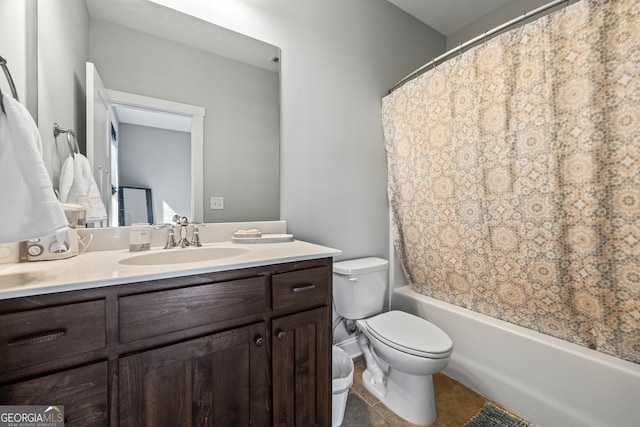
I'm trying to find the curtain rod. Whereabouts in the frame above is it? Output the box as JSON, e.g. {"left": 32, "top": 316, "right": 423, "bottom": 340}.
{"left": 388, "top": 0, "right": 568, "bottom": 94}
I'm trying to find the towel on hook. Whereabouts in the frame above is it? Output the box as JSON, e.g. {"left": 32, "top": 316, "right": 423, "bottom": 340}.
{"left": 58, "top": 153, "right": 108, "bottom": 222}
{"left": 0, "top": 93, "right": 68, "bottom": 243}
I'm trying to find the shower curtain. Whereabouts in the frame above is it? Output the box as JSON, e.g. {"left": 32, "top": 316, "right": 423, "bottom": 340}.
{"left": 382, "top": 0, "right": 640, "bottom": 364}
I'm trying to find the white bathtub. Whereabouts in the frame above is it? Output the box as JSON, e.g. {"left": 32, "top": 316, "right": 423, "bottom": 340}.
{"left": 391, "top": 285, "right": 640, "bottom": 427}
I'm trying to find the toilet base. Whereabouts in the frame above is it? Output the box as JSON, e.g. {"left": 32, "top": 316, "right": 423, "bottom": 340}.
{"left": 362, "top": 367, "right": 437, "bottom": 425}
{"left": 362, "top": 368, "right": 387, "bottom": 399}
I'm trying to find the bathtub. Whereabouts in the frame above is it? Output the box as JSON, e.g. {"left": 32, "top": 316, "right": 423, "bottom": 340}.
{"left": 391, "top": 285, "right": 640, "bottom": 427}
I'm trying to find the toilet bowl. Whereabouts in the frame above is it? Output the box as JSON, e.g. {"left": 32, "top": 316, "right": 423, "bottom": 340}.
{"left": 356, "top": 311, "right": 452, "bottom": 425}
{"left": 333, "top": 258, "right": 453, "bottom": 425}
{"left": 358, "top": 311, "right": 452, "bottom": 375}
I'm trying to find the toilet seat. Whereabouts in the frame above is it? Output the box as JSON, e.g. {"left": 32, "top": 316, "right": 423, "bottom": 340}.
{"left": 364, "top": 311, "right": 452, "bottom": 359}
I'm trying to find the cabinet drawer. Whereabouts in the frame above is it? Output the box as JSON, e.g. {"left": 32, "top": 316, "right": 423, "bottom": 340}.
{"left": 119, "top": 276, "right": 267, "bottom": 343}
{"left": 0, "top": 361, "right": 108, "bottom": 426}
{"left": 0, "top": 300, "right": 106, "bottom": 373}
{"left": 272, "top": 267, "right": 330, "bottom": 313}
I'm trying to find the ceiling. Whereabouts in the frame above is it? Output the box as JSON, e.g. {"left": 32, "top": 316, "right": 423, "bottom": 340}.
{"left": 386, "top": 0, "right": 515, "bottom": 36}
{"left": 84, "top": 0, "right": 280, "bottom": 73}
{"left": 85, "top": 0, "right": 281, "bottom": 131}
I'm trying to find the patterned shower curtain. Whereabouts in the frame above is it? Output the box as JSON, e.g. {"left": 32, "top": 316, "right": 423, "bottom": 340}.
{"left": 382, "top": 0, "right": 640, "bottom": 364}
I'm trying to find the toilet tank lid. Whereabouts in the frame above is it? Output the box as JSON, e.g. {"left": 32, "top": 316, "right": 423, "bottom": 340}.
{"left": 333, "top": 257, "right": 389, "bottom": 275}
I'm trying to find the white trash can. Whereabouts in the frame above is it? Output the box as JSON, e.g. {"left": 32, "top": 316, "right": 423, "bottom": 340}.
{"left": 332, "top": 345, "right": 354, "bottom": 427}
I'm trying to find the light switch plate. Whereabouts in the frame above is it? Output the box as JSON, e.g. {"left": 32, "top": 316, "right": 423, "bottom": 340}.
{"left": 210, "top": 197, "right": 224, "bottom": 210}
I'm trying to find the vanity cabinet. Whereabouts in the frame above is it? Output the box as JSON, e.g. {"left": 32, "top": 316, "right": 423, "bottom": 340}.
{"left": 0, "top": 257, "right": 332, "bottom": 427}
{"left": 271, "top": 266, "right": 332, "bottom": 427}
{"left": 0, "top": 362, "right": 109, "bottom": 426}
{"left": 0, "top": 299, "right": 109, "bottom": 426}
{"left": 272, "top": 307, "right": 330, "bottom": 427}
{"left": 119, "top": 323, "right": 269, "bottom": 426}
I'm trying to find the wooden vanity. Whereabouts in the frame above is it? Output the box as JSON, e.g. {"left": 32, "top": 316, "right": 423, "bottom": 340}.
{"left": 0, "top": 256, "right": 333, "bottom": 426}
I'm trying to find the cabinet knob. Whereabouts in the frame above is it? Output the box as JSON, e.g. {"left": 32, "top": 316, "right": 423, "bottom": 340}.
{"left": 255, "top": 337, "right": 265, "bottom": 347}
{"left": 276, "top": 330, "right": 287, "bottom": 340}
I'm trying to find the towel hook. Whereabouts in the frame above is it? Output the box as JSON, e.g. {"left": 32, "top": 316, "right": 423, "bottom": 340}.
{"left": 53, "top": 123, "right": 78, "bottom": 158}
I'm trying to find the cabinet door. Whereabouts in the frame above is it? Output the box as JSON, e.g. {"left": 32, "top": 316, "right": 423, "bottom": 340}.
{"left": 272, "top": 306, "right": 331, "bottom": 427}
{"left": 119, "top": 322, "right": 269, "bottom": 427}
{"left": 0, "top": 362, "right": 108, "bottom": 427}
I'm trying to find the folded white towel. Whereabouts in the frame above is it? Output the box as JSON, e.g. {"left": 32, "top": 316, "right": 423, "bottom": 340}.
{"left": 58, "top": 153, "right": 108, "bottom": 222}
{"left": 0, "top": 94, "right": 69, "bottom": 243}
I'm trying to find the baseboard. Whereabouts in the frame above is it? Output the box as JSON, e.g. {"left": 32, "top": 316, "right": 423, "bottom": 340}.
{"left": 334, "top": 336, "right": 361, "bottom": 359}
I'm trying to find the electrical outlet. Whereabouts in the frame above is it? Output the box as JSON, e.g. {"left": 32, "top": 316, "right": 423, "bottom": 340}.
{"left": 210, "top": 197, "right": 224, "bottom": 210}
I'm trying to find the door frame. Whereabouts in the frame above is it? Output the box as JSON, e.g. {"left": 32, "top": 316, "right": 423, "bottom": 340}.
{"left": 106, "top": 90, "right": 206, "bottom": 223}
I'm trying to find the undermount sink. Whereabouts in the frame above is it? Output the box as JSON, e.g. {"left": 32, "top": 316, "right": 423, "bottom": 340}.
{"left": 119, "top": 247, "right": 250, "bottom": 266}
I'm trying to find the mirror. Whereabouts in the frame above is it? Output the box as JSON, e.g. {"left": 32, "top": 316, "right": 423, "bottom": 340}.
{"left": 118, "top": 186, "right": 153, "bottom": 226}
{"left": 110, "top": 97, "right": 196, "bottom": 226}
{"left": 36, "top": 0, "right": 280, "bottom": 226}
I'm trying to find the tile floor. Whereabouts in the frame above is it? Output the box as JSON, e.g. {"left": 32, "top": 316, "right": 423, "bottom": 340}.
{"left": 340, "top": 357, "right": 495, "bottom": 427}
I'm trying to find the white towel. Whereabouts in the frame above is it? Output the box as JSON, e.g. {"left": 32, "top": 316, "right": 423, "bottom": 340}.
{"left": 0, "top": 94, "right": 69, "bottom": 243}
{"left": 58, "top": 153, "right": 108, "bottom": 222}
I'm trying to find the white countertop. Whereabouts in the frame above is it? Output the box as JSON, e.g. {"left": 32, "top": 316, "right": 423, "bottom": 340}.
{"left": 0, "top": 240, "right": 341, "bottom": 300}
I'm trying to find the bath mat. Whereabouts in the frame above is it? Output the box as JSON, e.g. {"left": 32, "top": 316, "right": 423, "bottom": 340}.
{"left": 463, "top": 403, "right": 534, "bottom": 427}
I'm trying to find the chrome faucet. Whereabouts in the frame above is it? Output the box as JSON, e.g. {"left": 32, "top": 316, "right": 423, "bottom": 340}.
{"left": 173, "top": 215, "right": 191, "bottom": 248}
{"left": 158, "top": 216, "right": 203, "bottom": 249}
{"left": 151, "top": 222, "right": 177, "bottom": 249}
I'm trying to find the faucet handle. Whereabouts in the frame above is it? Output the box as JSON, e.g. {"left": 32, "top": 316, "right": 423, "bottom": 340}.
{"left": 164, "top": 227, "right": 177, "bottom": 249}
{"left": 172, "top": 215, "right": 189, "bottom": 226}
{"left": 191, "top": 224, "right": 202, "bottom": 247}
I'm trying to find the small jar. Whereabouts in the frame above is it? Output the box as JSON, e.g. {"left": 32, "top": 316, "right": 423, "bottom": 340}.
{"left": 129, "top": 223, "right": 151, "bottom": 252}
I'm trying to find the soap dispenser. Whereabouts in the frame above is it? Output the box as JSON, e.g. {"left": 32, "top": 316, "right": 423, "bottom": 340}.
{"left": 129, "top": 223, "right": 151, "bottom": 252}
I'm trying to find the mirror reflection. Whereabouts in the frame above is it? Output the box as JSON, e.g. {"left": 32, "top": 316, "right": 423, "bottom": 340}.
{"left": 118, "top": 186, "right": 153, "bottom": 226}
{"left": 113, "top": 103, "right": 192, "bottom": 225}
{"left": 36, "top": 0, "right": 280, "bottom": 226}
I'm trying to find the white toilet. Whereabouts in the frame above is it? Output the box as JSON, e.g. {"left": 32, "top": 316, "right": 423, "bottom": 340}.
{"left": 333, "top": 257, "right": 453, "bottom": 425}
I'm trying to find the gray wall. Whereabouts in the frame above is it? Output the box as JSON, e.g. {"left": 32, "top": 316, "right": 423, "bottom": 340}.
{"left": 30, "top": 0, "right": 445, "bottom": 262}
{"left": 118, "top": 123, "right": 191, "bottom": 225}
{"left": 37, "top": 0, "right": 89, "bottom": 189}
{"left": 90, "top": 19, "right": 280, "bottom": 223}
{"left": 191, "top": 0, "right": 446, "bottom": 260}
{"left": 0, "top": 0, "right": 32, "bottom": 111}
{"left": 278, "top": 1, "right": 443, "bottom": 260}
{"left": 446, "top": 0, "right": 575, "bottom": 50}
{"left": 0, "top": 1, "right": 26, "bottom": 97}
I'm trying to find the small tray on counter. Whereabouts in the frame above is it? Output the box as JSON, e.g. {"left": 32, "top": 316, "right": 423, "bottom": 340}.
{"left": 231, "top": 234, "right": 294, "bottom": 244}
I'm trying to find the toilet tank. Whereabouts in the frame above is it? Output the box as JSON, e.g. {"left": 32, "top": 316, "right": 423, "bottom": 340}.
{"left": 333, "top": 257, "right": 389, "bottom": 320}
